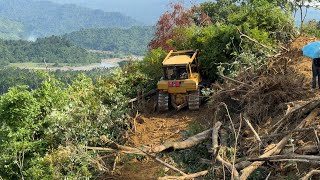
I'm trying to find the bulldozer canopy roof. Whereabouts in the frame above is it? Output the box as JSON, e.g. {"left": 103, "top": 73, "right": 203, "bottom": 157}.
{"left": 162, "top": 55, "right": 193, "bottom": 65}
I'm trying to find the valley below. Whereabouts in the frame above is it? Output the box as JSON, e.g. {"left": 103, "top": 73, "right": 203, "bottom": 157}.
{"left": 8, "top": 56, "right": 143, "bottom": 71}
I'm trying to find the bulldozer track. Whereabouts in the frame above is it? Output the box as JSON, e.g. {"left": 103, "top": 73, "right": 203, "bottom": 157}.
{"left": 158, "top": 92, "right": 169, "bottom": 111}
{"left": 188, "top": 89, "right": 200, "bottom": 110}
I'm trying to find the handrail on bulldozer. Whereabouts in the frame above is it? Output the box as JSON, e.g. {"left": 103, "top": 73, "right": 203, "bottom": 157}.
{"left": 164, "top": 49, "right": 199, "bottom": 62}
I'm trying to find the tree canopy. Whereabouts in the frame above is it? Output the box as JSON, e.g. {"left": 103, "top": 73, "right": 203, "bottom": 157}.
{"left": 150, "top": 0, "right": 296, "bottom": 80}
{"left": 0, "top": 36, "right": 101, "bottom": 64}
{"left": 63, "top": 26, "right": 154, "bottom": 55}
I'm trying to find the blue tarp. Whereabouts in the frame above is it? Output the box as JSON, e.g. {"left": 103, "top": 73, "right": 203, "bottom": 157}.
{"left": 302, "top": 41, "right": 320, "bottom": 59}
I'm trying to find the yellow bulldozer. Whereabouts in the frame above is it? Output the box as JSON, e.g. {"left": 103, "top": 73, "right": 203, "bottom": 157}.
{"left": 157, "top": 50, "right": 202, "bottom": 111}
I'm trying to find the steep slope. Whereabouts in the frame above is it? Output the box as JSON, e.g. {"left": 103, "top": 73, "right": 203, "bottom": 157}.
{"left": 0, "top": 0, "right": 140, "bottom": 38}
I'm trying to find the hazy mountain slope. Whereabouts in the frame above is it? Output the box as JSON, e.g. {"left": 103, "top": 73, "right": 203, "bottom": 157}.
{"left": 35, "top": 0, "right": 207, "bottom": 24}
{"left": 0, "top": 17, "right": 24, "bottom": 40}
{"left": 40, "top": 0, "right": 320, "bottom": 25}
{"left": 62, "top": 26, "right": 154, "bottom": 55}
{"left": 0, "top": 0, "right": 140, "bottom": 37}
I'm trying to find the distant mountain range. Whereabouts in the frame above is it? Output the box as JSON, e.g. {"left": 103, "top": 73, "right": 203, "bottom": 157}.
{"left": 0, "top": 0, "right": 141, "bottom": 38}
{"left": 37, "top": 0, "right": 320, "bottom": 25}
{"left": 35, "top": 0, "right": 207, "bottom": 24}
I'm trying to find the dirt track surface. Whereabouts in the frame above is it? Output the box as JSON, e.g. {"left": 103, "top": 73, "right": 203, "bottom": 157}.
{"left": 129, "top": 108, "right": 212, "bottom": 147}
{"left": 111, "top": 107, "right": 212, "bottom": 180}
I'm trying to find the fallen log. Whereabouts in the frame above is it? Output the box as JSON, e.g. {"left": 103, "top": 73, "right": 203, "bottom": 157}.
{"left": 240, "top": 108, "right": 320, "bottom": 180}
{"left": 301, "top": 170, "right": 320, "bottom": 180}
{"left": 212, "top": 121, "right": 240, "bottom": 180}
{"left": 269, "top": 159, "right": 320, "bottom": 164}
{"left": 271, "top": 97, "right": 320, "bottom": 134}
{"left": 246, "top": 154, "right": 320, "bottom": 162}
{"left": 152, "top": 128, "right": 213, "bottom": 153}
{"left": 243, "top": 116, "right": 262, "bottom": 144}
{"left": 246, "top": 126, "right": 320, "bottom": 140}
{"left": 158, "top": 170, "right": 209, "bottom": 180}
{"left": 84, "top": 146, "right": 145, "bottom": 155}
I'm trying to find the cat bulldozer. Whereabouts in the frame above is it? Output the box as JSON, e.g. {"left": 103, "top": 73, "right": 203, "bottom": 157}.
{"left": 157, "top": 50, "right": 201, "bottom": 111}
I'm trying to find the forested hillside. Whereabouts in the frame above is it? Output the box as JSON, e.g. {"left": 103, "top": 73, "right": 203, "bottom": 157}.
{"left": 0, "top": 68, "right": 113, "bottom": 94}
{"left": 0, "top": 36, "right": 101, "bottom": 65}
{"left": 63, "top": 26, "right": 154, "bottom": 55}
{"left": 0, "top": 17, "right": 24, "bottom": 40}
{"left": 0, "top": 0, "right": 140, "bottom": 38}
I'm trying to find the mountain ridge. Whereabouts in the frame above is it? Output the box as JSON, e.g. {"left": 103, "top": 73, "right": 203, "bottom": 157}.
{"left": 0, "top": 0, "right": 141, "bottom": 38}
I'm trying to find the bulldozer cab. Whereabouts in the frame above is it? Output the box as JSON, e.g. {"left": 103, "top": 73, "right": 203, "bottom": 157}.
{"left": 161, "top": 50, "right": 200, "bottom": 80}
{"left": 157, "top": 50, "right": 201, "bottom": 111}
{"left": 163, "top": 65, "right": 188, "bottom": 80}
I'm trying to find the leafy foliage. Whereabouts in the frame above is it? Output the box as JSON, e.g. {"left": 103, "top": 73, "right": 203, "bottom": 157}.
{"left": 303, "top": 19, "right": 320, "bottom": 37}
{"left": 0, "top": 68, "right": 113, "bottom": 94}
{"left": 0, "top": 46, "right": 166, "bottom": 178}
{"left": 149, "top": 3, "right": 195, "bottom": 51}
{"left": 63, "top": 26, "right": 154, "bottom": 55}
{"left": 151, "top": 0, "right": 296, "bottom": 80}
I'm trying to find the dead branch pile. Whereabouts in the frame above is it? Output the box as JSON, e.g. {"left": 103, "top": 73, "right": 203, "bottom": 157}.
{"left": 207, "top": 51, "right": 320, "bottom": 178}
{"left": 214, "top": 62, "right": 311, "bottom": 124}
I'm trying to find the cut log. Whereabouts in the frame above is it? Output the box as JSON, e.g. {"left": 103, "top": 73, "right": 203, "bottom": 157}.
{"left": 243, "top": 116, "right": 262, "bottom": 144}
{"left": 240, "top": 108, "right": 320, "bottom": 180}
{"left": 247, "top": 126, "right": 320, "bottom": 140}
{"left": 152, "top": 128, "right": 213, "bottom": 152}
{"left": 84, "top": 146, "right": 145, "bottom": 155}
{"left": 158, "top": 170, "right": 208, "bottom": 180}
{"left": 212, "top": 121, "right": 240, "bottom": 180}
{"left": 271, "top": 98, "right": 320, "bottom": 134}
{"left": 301, "top": 170, "right": 320, "bottom": 180}
{"left": 246, "top": 154, "right": 320, "bottom": 162}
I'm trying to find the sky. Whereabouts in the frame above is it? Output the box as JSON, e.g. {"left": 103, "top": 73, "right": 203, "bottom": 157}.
{"left": 41, "top": 0, "right": 207, "bottom": 24}
{"left": 38, "top": 0, "right": 320, "bottom": 25}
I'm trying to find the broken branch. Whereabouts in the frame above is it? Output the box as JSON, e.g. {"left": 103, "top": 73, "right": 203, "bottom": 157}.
{"left": 240, "top": 108, "right": 320, "bottom": 180}
{"left": 243, "top": 116, "right": 262, "bottom": 144}
{"left": 152, "top": 128, "right": 213, "bottom": 153}
{"left": 158, "top": 170, "right": 209, "bottom": 180}
{"left": 212, "top": 121, "right": 240, "bottom": 180}
{"left": 301, "top": 170, "right": 320, "bottom": 180}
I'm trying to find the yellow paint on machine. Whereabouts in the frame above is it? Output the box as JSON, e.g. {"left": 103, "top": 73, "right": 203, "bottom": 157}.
{"left": 157, "top": 79, "right": 198, "bottom": 93}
